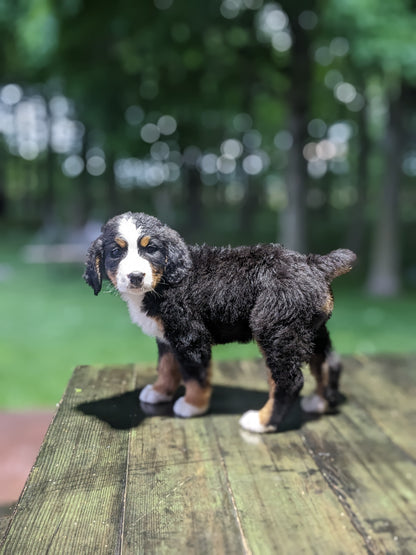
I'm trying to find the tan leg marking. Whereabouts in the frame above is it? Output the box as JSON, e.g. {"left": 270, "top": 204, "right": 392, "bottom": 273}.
{"left": 309, "top": 353, "right": 329, "bottom": 398}
{"left": 254, "top": 343, "right": 277, "bottom": 427}
{"left": 239, "top": 368, "right": 277, "bottom": 433}
{"left": 258, "top": 370, "right": 276, "bottom": 426}
{"left": 173, "top": 365, "right": 212, "bottom": 418}
{"left": 301, "top": 353, "right": 329, "bottom": 414}
{"left": 184, "top": 365, "right": 213, "bottom": 410}
{"left": 238, "top": 342, "right": 278, "bottom": 432}
{"left": 153, "top": 352, "right": 182, "bottom": 397}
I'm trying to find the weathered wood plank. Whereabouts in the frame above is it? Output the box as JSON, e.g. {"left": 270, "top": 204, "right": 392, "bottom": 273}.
{"left": 210, "top": 412, "right": 366, "bottom": 554}
{"left": 122, "top": 413, "right": 246, "bottom": 553}
{"left": 301, "top": 395, "right": 416, "bottom": 553}
{"left": 0, "top": 365, "right": 140, "bottom": 554}
{"left": 342, "top": 354, "right": 416, "bottom": 459}
{"left": 2, "top": 356, "right": 416, "bottom": 554}
{"left": 0, "top": 507, "right": 14, "bottom": 542}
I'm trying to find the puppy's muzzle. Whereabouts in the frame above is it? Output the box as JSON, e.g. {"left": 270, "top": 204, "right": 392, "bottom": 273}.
{"left": 128, "top": 272, "right": 145, "bottom": 287}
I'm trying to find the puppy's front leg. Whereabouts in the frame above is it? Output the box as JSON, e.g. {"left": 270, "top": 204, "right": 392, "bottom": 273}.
{"left": 173, "top": 366, "right": 213, "bottom": 418}
{"left": 171, "top": 332, "right": 213, "bottom": 418}
{"left": 139, "top": 340, "right": 181, "bottom": 404}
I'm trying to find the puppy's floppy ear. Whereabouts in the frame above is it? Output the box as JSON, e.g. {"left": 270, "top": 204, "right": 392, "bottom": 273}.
{"left": 83, "top": 236, "right": 105, "bottom": 295}
{"left": 164, "top": 231, "right": 192, "bottom": 284}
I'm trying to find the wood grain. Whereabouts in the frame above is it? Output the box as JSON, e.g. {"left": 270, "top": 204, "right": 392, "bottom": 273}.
{"left": 2, "top": 356, "right": 415, "bottom": 554}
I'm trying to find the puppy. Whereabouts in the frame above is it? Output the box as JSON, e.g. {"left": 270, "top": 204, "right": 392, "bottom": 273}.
{"left": 84, "top": 211, "right": 356, "bottom": 433}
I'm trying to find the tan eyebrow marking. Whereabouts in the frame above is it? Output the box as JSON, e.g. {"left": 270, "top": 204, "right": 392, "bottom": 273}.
{"left": 140, "top": 235, "right": 151, "bottom": 248}
{"left": 115, "top": 237, "right": 127, "bottom": 248}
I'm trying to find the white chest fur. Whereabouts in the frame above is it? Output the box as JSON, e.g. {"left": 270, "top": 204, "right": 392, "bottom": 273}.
{"left": 121, "top": 292, "right": 165, "bottom": 341}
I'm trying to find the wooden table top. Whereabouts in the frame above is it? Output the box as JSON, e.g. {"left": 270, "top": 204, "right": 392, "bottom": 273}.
{"left": 1, "top": 355, "right": 415, "bottom": 554}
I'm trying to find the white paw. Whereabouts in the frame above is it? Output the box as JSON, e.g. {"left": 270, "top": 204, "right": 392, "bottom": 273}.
{"left": 301, "top": 394, "right": 328, "bottom": 414}
{"left": 173, "top": 396, "right": 208, "bottom": 418}
{"left": 239, "top": 410, "right": 277, "bottom": 434}
{"left": 139, "top": 384, "right": 174, "bottom": 404}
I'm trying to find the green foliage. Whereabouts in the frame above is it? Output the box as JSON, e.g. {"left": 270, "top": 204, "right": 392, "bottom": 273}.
{"left": 324, "top": 0, "right": 416, "bottom": 80}
{"left": 16, "top": 0, "right": 58, "bottom": 70}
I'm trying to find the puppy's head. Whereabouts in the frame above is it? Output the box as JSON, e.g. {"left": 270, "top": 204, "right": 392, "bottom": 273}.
{"left": 84, "top": 212, "right": 192, "bottom": 296}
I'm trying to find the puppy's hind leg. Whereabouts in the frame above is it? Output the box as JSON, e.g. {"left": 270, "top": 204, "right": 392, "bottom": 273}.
{"left": 139, "top": 340, "right": 181, "bottom": 404}
{"left": 239, "top": 329, "right": 307, "bottom": 433}
{"left": 301, "top": 325, "right": 343, "bottom": 414}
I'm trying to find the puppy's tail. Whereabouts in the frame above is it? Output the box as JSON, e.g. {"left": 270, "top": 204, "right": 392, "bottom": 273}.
{"left": 311, "top": 249, "right": 357, "bottom": 281}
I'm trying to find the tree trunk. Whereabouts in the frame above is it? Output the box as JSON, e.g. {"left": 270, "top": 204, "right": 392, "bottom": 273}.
{"left": 280, "top": 110, "right": 307, "bottom": 252}
{"left": 44, "top": 142, "right": 56, "bottom": 226}
{"left": 0, "top": 150, "right": 6, "bottom": 220}
{"left": 239, "top": 174, "right": 258, "bottom": 237}
{"left": 279, "top": 13, "right": 311, "bottom": 253}
{"left": 366, "top": 86, "right": 403, "bottom": 296}
{"left": 106, "top": 151, "right": 119, "bottom": 219}
{"left": 76, "top": 134, "right": 91, "bottom": 227}
{"left": 184, "top": 165, "right": 203, "bottom": 234}
{"left": 347, "top": 97, "right": 370, "bottom": 255}
{"left": 44, "top": 102, "right": 56, "bottom": 227}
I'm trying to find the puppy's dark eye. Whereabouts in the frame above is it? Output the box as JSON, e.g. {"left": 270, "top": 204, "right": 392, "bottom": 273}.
{"left": 145, "top": 244, "right": 158, "bottom": 254}
{"left": 111, "top": 246, "right": 122, "bottom": 258}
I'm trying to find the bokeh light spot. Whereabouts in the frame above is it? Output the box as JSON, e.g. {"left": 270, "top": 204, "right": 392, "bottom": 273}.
{"left": 217, "top": 154, "right": 236, "bottom": 174}
{"left": 200, "top": 153, "right": 218, "bottom": 174}
{"left": 243, "top": 129, "right": 262, "bottom": 149}
{"left": 330, "top": 37, "right": 349, "bottom": 57}
{"left": 62, "top": 155, "right": 84, "bottom": 177}
{"left": 150, "top": 141, "right": 170, "bottom": 161}
{"left": 221, "top": 138, "right": 243, "bottom": 158}
{"left": 308, "top": 119, "right": 327, "bottom": 139}
{"left": 87, "top": 155, "right": 106, "bottom": 176}
{"left": 298, "top": 10, "right": 318, "bottom": 30}
{"left": 334, "top": 82, "right": 357, "bottom": 104}
{"left": 242, "top": 154, "right": 263, "bottom": 175}
{"left": 308, "top": 159, "right": 327, "bottom": 179}
{"left": 1, "top": 84, "right": 23, "bottom": 106}
{"left": 274, "top": 130, "right": 293, "bottom": 151}
{"left": 233, "top": 113, "right": 252, "bottom": 132}
{"left": 125, "top": 105, "right": 144, "bottom": 126}
{"left": 141, "top": 123, "right": 160, "bottom": 143}
{"left": 157, "top": 114, "right": 177, "bottom": 135}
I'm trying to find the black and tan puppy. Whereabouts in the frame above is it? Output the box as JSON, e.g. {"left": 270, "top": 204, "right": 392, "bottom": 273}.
{"left": 84, "top": 211, "right": 355, "bottom": 433}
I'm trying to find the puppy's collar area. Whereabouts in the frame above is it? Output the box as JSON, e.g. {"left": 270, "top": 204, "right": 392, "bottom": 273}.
{"left": 122, "top": 291, "right": 166, "bottom": 341}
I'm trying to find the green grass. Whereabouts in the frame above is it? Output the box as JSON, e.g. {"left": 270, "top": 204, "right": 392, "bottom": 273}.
{"left": 0, "top": 249, "right": 415, "bottom": 409}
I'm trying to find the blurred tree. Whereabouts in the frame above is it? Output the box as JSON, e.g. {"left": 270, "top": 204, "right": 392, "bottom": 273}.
{"left": 1, "top": 0, "right": 415, "bottom": 297}
{"left": 323, "top": 0, "right": 416, "bottom": 295}
{"left": 279, "top": 2, "right": 317, "bottom": 253}
{"left": 0, "top": 0, "right": 22, "bottom": 221}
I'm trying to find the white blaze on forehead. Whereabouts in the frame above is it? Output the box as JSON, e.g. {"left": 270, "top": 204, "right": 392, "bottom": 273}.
{"left": 117, "top": 216, "right": 142, "bottom": 246}
{"left": 115, "top": 216, "right": 154, "bottom": 292}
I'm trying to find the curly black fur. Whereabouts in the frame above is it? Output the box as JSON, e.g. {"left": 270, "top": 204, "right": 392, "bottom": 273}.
{"left": 84, "top": 211, "right": 356, "bottom": 432}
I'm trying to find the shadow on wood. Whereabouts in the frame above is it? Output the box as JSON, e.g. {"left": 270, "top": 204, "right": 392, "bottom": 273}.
{"left": 76, "top": 384, "right": 344, "bottom": 433}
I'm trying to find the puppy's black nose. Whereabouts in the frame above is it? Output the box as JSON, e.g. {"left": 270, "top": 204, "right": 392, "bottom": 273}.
{"left": 128, "top": 272, "right": 144, "bottom": 286}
